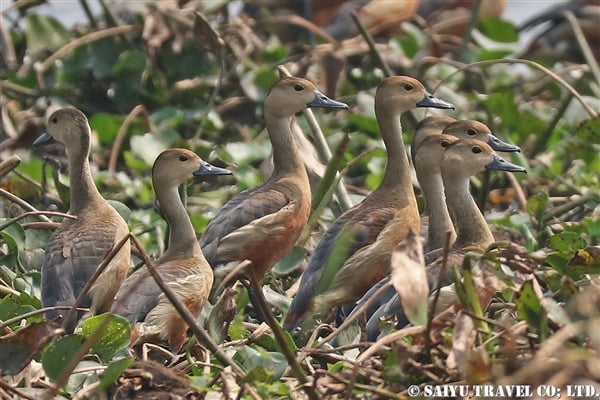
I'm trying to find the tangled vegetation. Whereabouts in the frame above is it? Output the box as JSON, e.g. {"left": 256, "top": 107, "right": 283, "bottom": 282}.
{"left": 0, "top": 1, "right": 599, "bottom": 399}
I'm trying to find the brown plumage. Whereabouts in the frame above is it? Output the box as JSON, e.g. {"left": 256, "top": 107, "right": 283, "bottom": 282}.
{"left": 285, "top": 76, "right": 454, "bottom": 329}
{"left": 33, "top": 108, "right": 131, "bottom": 329}
{"left": 413, "top": 116, "right": 521, "bottom": 251}
{"left": 358, "top": 137, "right": 526, "bottom": 340}
{"left": 200, "top": 77, "right": 348, "bottom": 290}
{"left": 111, "top": 149, "right": 231, "bottom": 351}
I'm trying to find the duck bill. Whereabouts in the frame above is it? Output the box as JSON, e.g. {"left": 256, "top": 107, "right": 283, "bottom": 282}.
{"left": 416, "top": 91, "right": 454, "bottom": 109}
{"left": 485, "top": 154, "right": 527, "bottom": 173}
{"left": 193, "top": 161, "right": 232, "bottom": 177}
{"left": 307, "top": 91, "right": 349, "bottom": 110}
{"left": 32, "top": 131, "right": 55, "bottom": 147}
{"left": 488, "top": 134, "right": 521, "bottom": 153}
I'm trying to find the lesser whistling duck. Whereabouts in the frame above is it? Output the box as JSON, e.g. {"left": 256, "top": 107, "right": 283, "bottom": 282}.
{"left": 33, "top": 108, "right": 131, "bottom": 329}
{"left": 413, "top": 117, "right": 521, "bottom": 251}
{"left": 111, "top": 149, "right": 231, "bottom": 351}
{"left": 362, "top": 138, "right": 526, "bottom": 340}
{"left": 200, "top": 77, "right": 348, "bottom": 293}
{"left": 412, "top": 115, "right": 521, "bottom": 162}
{"left": 284, "top": 76, "right": 454, "bottom": 330}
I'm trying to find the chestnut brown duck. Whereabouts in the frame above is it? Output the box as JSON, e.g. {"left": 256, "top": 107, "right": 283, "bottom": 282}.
{"left": 285, "top": 76, "right": 454, "bottom": 330}
{"left": 360, "top": 138, "right": 526, "bottom": 340}
{"left": 199, "top": 77, "right": 348, "bottom": 301}
{"left": 413, "top": 117, "right": 521, "bottom": 252}
{"left": 111, "top": 149, "right": 231, "bottom": 351}
{"left": 33, "top": 108, "right": 131, "bottom": 329}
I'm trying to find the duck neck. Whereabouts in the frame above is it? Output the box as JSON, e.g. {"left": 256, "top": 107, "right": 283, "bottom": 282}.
{"left": 265, "top": 113, "right": 306, "bottom": 179}
{"left": 375, "top": 108, "right": 414, "bottom": 206}
{"left": 444, "top": 175, "right": 494, "bottom": 249}
{"left": 417, "top": 166, "right": 456, "bottom": 250}
{"left": 156, "top": 183, "right": 203, "bottom": 259}
{"left": 67, "top": 147, "right": 105, "bottom": 215}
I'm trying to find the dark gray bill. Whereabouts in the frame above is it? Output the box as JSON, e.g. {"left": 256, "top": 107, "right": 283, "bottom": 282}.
{"left": 416, "top": 91, "right": 454, "bottom": 109}
{"left": 307, "top": 91, "right": 349, "bottom": 110}
{"left": 32, "top": 131, "right": 55, "bottom": 147}
{"left": 485, "top": 154, "right": 527, "bottom": 173}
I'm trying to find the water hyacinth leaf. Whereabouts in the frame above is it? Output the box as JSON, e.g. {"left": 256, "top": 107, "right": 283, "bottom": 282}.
{"left": 516, "top": 280, "right": 542, "bottom": 330}
{"left": 478, "top": 17, "right": 519, "bottom": 43}
{"left": 0, "top": 321, "right": 62, "bottom": 375}
{"left": 548, "top": 231, "right": 587, "bottom": 255}
{"left": 99, "top": 357, "right": 134, "bottom": 389}
{"left": 390, "top": 230, "right": 428, "bottom": 327}
{"left": 89, "top": 113, "right": 125, "bottom": 145}
{"left": 41, "top": 334, "right": 86, "bottom": 381}
{"left": 81, "top": 313, "right": 131, "bottom": 362}
{"left": 526, "top": 191, "right": 548, "bottom": 222}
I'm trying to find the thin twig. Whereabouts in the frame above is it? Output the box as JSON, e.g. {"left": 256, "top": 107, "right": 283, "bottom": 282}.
{"left": 456, "top": 0, "right": 482, "bottom": 61}
{"left": 0, "top": 210, "right": 75, "bottom": 232}
{"left": 350, "top": 11, "right": 392, "bottom": 77}
{"left": 425, "top": 231, "right": 453, "bottom": 360}
{"left": 318, "top": 280, "right": 393, "bottom": 346}
{"left": 0, "top": 188, "right": 52, "bottom": 222}
{"left": 61, "top": 233, "right": 131, "bottom": 330}
{"left": 0, "top": 154, "right": 21, "bottom": 178}
{"left": 0, "top": 306, "right": 85, "bottom": 329}
{"left": 0, "top": 380, "right": 37, "bottom": 400}
{"left": 563, "top": 10, "right": 600, "bottom": 86}
{"left": 108, "top": 105, "right": 152, "bottom": 174}
{"left": 127, "top": 234, "right": 249, "bottom": 381}
{"left": 36, "top": 25, "right": 138, "bottom": 89}
{"left": 246, "top": 270, "right": 321, "bottom": 400}
{"left": 426, "top": 57, "right": 597, "bottom": 118}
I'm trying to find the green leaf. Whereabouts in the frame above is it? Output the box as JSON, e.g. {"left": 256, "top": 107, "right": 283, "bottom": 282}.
{"left": 80, "top": 313, "right": 131, "bottom": 362}
{"left": 272, "top": 246, "right": 306, "bottom": 276}
{"left": 41, "top": 334, "right": 86, "bottom": 381}
{"left": 25, "top": 14, "right": 70, "bottom": 54}
{"left": 89, "top": 113, "right": 125, "bottom": 145}
{"left": 526, "top": 191, "right": 548, "bottom": 222}
{"left": 516, "top": 280, "right": 542, "bottom": 330}
{"left": 99, "top": 357, "right": 134, "bottom": 389}
{"left": 547, "top": 232, "right": 587, "bottom": 254}
{"left": 478, "top": 17, "right": 518, "bottom": 43}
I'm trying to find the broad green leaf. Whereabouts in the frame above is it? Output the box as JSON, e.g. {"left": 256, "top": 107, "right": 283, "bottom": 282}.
{"left": 89, "top": 113, "right": 125, "bottom": 145}
{"left": 41, "top": 334, "right": 86, "bottom": 381}
{"left": 80, "top": 313, "right": 131, "bottom": 362}
{"left": 25, "top": 14, "right": 69, "bottom": 54}
{"left": 478, "top": 17, "right": 519, "bottom": 43}
{"left": 99, "top": 357, "right": 134, "bottom": 389}
{"left": 547, "top": 232, "right": 587, "bottom": 254}
{"left": 526, "top": 191, "right": 548, "bottom": 222}
{"left": 516, "top": 280, "right": 542, "bottom": 330}
{"left": 272, "top": 246, "right": 306, "bottom": 276}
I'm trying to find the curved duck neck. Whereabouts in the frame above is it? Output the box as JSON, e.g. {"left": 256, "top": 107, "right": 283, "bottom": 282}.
{"left": 265, "top": 113, "right": 307, "bottom": 179}
{"left": 156, "top": 183, "right": 203, "bottom": 259}
{"left": 444, "top": 175, "right": 494, "bottom": 249}
{"left": 417, "top": 166, "right": 456, "bottom": 251}
{"left": 374, "top": 106, "right": 414, "bottom": 206}
{"left": 67, "top": 147, "right": 106, "bottom": 215}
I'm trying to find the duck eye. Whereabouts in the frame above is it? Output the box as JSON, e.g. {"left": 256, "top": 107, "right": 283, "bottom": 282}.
{"left": 403, "top": 84, "right": 413, "bottom": 90}
{"left": 179, "top": 155, "right": 188, "bottom": 161}
{"left": 294, "top": 84, "right": 304, "bottom": 91}
{"left": 467, "top": 129, "right": 476, "bottom": 136}
{"left": 52, "top": 117, "right": 58, "bottom": 123}
{"left": 472, "top": 146, "right": 482, "bottom": 154}
{"left": 440, "top": 140, "right": 451, "bottom": 148}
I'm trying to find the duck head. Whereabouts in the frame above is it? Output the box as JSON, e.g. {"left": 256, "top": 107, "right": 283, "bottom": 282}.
{"left": 443, "top": 120, "right": 521, "bottom": 153}
{"left": 264, "top": 77, "right": 348, "bottom": 118}
{"left": 152, "top": 149, "right": 232, "bottom": 189}
{"left": 33, "top": 108, "right": 91, "bottom": 151}
{"left": 376, "top": 76, "right": 454, "bottom": 116}
{"left": 442, "top": 139, "right": 527, "bottom": 175}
